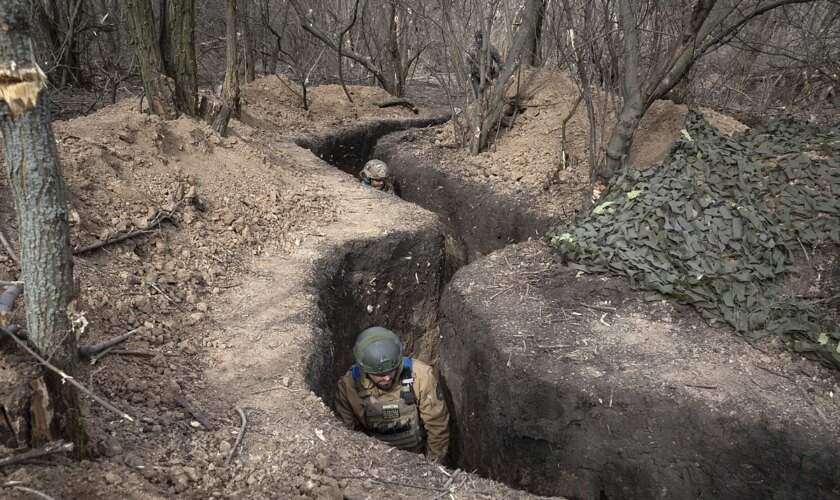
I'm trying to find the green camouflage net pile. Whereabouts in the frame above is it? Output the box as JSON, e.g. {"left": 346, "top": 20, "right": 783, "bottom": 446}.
{"left": 548, "top": 109, "right": 840, "bottom": 367}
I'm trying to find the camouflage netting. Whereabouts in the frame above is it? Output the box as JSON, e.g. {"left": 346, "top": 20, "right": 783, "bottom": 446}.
{"left": 548, "top": 109, "right": 840, "bottom": 368}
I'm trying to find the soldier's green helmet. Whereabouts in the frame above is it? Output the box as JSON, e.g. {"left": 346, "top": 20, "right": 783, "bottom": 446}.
{"left": 353, "top": 327, "right": 403, "bottom": 374}
{"left": 361, "top": 159, "right": 390, "bottom": 180}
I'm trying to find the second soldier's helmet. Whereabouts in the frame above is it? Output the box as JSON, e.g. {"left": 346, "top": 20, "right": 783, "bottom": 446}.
{"left": 361, "top": 159, "right": 390, "bottom": 181}
{"left": 353, "top": 327, "right": 403, "bottom": 374}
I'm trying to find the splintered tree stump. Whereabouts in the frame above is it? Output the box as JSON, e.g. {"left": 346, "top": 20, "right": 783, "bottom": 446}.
{"left": 0, "top": 356, "right": 39, "bottom": 449}
{"left": 29, "top": 377, "right": 57, "bottom": 445}
{"left": 211, "top": 102, "right": 233, "bottom": 136}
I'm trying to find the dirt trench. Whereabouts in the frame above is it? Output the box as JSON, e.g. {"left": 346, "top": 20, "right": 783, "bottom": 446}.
{"left": 301, "top": 120, "right": 840, "bottom": 500}
{"left": 306, "top": 123, "right": 557, "bottom": 279}
{"left": 297, "top": 120, "right": 566, "bottom": 494}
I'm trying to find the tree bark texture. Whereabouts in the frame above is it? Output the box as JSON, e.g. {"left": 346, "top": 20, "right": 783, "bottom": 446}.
{"left": 125, "top": 0, "right": 178, "bottom": 119}
{"left": 524, "top": 0, "right": 547, "bottom": 67}
{"left": 164, "top": 0, "right": 199, "bottom": 116}
{"left": 0, "top": 0, "right": 87, "bottom": 455}
{"left": 223, "top": 0, "right": 241, "bottom": 118}
{"left": 604, "top": 0, "right": 645, "bottom": 178}
{"left": 36, "top": 0, "right": 86, "bottom": 87}
{"left": 160, "top": 0, "right": 175, "bottom": 75}
{"left": 605, "top": 0, "right": 740, "bottom": 178}
{"left": 240, "top": 0, "right": 256, "bottom": 82}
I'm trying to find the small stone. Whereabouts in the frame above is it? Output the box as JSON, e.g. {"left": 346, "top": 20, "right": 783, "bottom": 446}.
{"left": 183, "top": 467, "right": 198, "bottom": 482}
{"left": 219, "top": 440, "right": 232, "bottom": 454}
{"left": 104, "top": 472, "right": 121, "bottom": 484}
{"left": 300, "top": 479, "right": 317, "bottom": 493}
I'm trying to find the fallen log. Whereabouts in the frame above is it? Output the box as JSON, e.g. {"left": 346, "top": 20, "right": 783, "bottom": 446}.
{"left": 0, "top": 440, "right": 73, "bottom": 468}
{"left": 375, "top": 97, "right": 419, "bottom": 114}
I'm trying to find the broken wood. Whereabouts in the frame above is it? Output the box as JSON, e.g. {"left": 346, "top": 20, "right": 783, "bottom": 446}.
{"left": 374, "top": 97, "right": 419, "bottom": 114}
{"left": 73, "top": 228, "right": 155, "bottom": 254}
{"left": 0, "top": 440, "right": 73, "bottom": 468}
{"left": 94, "top": 349, "right": 177, "bottom": 358}
{"left": 78, "top": 328, "right": 138, "bottom": 358}
{"left": 175, "top": 394, "right": 213, "bottom": 430}
{"left": 211, "top": 102, "right": 234, "bottom": 136}
{"left": 0, "top": 226, "right": 19, "bottom": 267}
{"left": 29, "top": 377, "right": 56, "bottom": 443}
{"left": 0, "top": 482, "right": 56, "bottom": 500}
{"left": 73, "top": 199, "right": 185, "bottom": 255}
{"left": 225, "top": 407, "right": 247, "bottom": 466}
{"left": 0, "top": 326, "right": 134, "bottom": 422}
{"left": 581, "top": 303, "right": 617, "bottom": 312}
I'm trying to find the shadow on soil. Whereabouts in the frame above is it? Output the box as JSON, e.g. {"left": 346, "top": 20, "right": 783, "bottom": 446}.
{"left": 296, "top": 118, "right": 839, "bottom": 500}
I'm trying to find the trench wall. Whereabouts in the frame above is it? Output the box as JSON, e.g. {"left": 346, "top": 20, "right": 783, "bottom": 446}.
{"left": 439, "top": 243, "right": 840, "bottom": 500}
{"left": 295, "top": 117, "right": 449, "bottom": 178}
{"left": 306, "top": 228, "right": 445, "bottom": 406}
{"left": 375, "top": 133, "right": 557, "bottom": 276}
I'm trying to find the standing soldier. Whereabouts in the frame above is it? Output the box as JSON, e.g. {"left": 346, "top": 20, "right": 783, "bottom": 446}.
{"left": 463, "top": 30, "right": 503, "bottom": 97}
{"left": 334, "top": 327, "right": 450, "bottom": 463}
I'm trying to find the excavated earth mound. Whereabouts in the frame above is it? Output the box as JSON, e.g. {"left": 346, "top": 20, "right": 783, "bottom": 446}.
{"left": 373, "top": 71, "right": 748, "bottom": 275}
{"left": 1, "top": 68, "right": 829, "bottom": 500}
{"left": 0, "top": 77, "right": 545, "bottom": 499}
{"left": 441, "top": 241, "right": 840, "bottom": 499}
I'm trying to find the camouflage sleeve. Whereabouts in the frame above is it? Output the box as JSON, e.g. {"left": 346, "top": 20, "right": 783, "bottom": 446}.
{"left": 414, "top": 363, "right": 450, "bottom": 463}
{"left": 462, "top": 50, "right": 473, "bottom": 73}
{"left": 491, "top": 45, "right": 502, "bottom": 68}
{"left": 334, "top": 375, "right": 359, "bottom": 429}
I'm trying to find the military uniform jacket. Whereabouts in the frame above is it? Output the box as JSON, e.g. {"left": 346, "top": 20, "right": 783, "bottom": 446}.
{"left": 463, "top": 43, "right": 502, "bottom": 79}
{"left": 334, "top": 358, "right": 450, "bottom": 462}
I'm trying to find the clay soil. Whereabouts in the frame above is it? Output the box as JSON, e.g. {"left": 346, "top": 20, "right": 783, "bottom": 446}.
{"left": 0, "top": 67, "right": 830, "bottom": 500}
{"left": 0, "top": 78, "right": 537, "bottom": 499}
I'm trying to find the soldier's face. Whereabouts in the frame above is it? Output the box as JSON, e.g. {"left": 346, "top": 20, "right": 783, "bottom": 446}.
{"left": 368, "top": 369, "right": 397, "bottom": 390}
{"left": 371, "top": 178, "right": 386, "bottom": 190}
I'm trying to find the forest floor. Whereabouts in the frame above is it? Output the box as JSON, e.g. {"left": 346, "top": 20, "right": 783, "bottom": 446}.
{"left": 0, "top": 71, "right": 835, "bottom": 500}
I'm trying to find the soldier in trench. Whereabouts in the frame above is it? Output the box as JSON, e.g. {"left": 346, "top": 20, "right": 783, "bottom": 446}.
{"left": 334, "top": 327, "right": 450, "bottom": 463}
{"left": 360, "top": 159, "right": 397, "bottom": 195}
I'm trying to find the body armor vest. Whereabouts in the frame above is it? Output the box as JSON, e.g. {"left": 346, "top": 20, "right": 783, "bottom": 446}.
{"left": 351, "top": 358, "right": 424, "bottom": 450}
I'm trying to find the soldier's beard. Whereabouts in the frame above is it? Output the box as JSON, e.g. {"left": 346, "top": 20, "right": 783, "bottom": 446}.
{"left": 373, "top": 379, "right": 395, "bottom": 390}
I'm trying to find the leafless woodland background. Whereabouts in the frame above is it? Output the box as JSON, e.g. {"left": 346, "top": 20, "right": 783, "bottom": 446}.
{"left": 33, "top": 0, "right": 840, "bottom": 124}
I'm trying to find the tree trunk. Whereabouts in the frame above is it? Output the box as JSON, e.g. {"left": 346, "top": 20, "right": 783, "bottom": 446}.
{"left": 214, "top": 0, "right": 241, "bottom": 135}
{"left": 164, "top": 0, "right": 199, "bottom": 116}
{"left": 159, "top": 0, "right": 174, "bottom": 75}
{"left": 0, "top": 0, "right": 87, "bottom": 456}
{"left": 473, "top": 0, "right": 541, "bottom": 154}
{"left": 524, "top": 0, "right": 547, "bottom": 67}
{"left": 604, "top": 0, "right": 644, "bottom": 177}
{"left": 604, "top": 0, "right": 740, "bottom": 179}
{"left": 240, "top": 0, "right": 256, "bottom": 82}
{"left": 37, "top": 0, "right": 87, "bottom": 87}
{"left": 125, "top": 0, "right": 178, "bottom": 118}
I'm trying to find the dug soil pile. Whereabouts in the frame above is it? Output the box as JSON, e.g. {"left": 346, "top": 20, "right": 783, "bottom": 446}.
{"left": 0, "top": 66, "right": 834, "bottom": 500}
{"left": 0, "top": 77, "right": 534, "bottom": 499}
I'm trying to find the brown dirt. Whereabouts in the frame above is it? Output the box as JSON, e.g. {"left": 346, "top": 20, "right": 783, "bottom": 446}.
{"left": 0, "top": 68, "right": 819, "bottom": 500}
{"left": 0, "top": 77, "right": 544, "bottom": 499}
{"left": 408, "top": 70, "right": 747, "bottom": 225}
{"left": 441, "top": 241, "right": 840, "bottom": 499}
